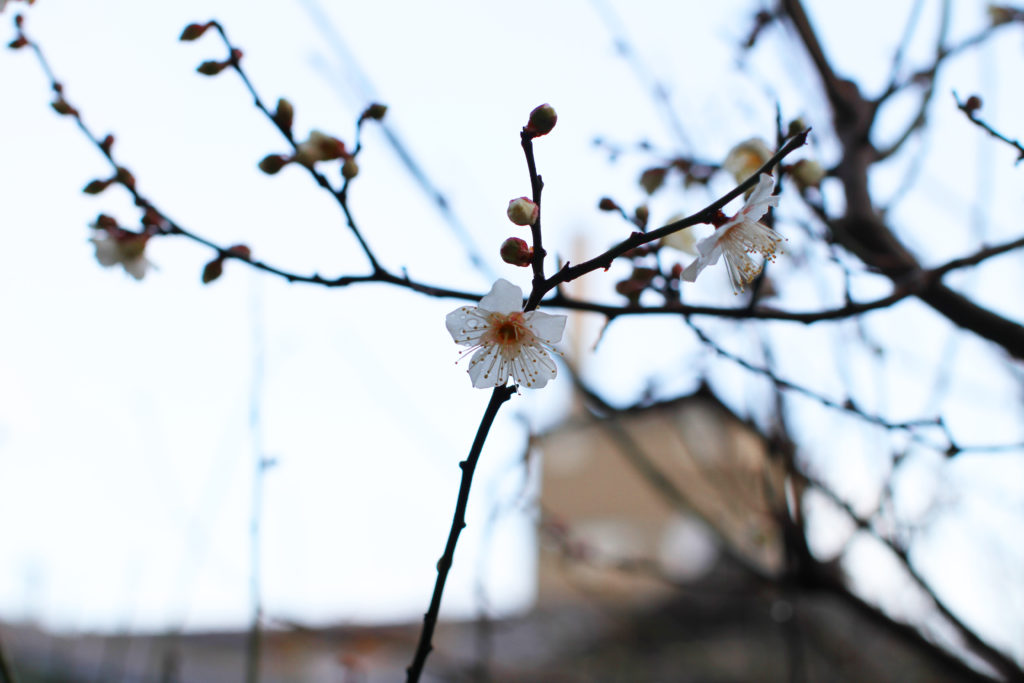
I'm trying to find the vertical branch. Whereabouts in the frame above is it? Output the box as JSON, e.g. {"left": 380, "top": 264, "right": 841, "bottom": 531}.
{"left": 520, "top": 131, "right": 547, "bottom": 309}
{"left": 406, "top": 385, "right": 516, "bottom": 683}
{"left": 244, "top": 281, "right": 267, "bottom": 683}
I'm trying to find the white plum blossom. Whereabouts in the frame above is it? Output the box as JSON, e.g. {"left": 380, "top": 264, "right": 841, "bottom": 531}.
{"left": 446, "top": 279, "right": 566, "bottom": 389}
{"left": 90, "top": 229, "right": 154, "bottom": 280}
{"left": 681, "top": 173, "right": 784, "bottom": 294}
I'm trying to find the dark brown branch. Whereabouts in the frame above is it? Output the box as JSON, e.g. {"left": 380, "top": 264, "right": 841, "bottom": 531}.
{"left": 406, "top": 385, "right": 516, "bottom": 683}
{"left": 521, "top": 131, "right": 548, "bottom": 310}
{"left": 540, "top": 129, "right": 809, "bottom": 297}
{"left": 203, "top": 21, "right": 382, "bottom": 272}
{"left": 782, "top": 0, "right": 1024, "bottom": 360}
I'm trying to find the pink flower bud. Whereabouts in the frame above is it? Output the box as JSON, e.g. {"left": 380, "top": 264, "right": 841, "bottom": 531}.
{"left": 500, "top": 237, "right": 533, "bottom": 267}
{"left": 506, "top": 197, "right": 539, "bottom": 226}
{"left": 525, "top": 104, "right": 557, "bottom": 137}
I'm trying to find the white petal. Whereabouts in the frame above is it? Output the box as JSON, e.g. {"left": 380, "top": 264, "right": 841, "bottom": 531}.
{"left": 123, "top": 257, "right": 149, "bottom": 281}
{"left": 467, "top": 345, "right": 508, "bottom": 388}
{"left": 524, "top": 310, "right": 566, "bottom": 343}
{"left": 739, "top": 174, "right": 779, "bottom": 222}
{"left": 695, "top": 231, "right": 725, "bottom": 258}
{"left": 477, "top": 278, "right": 524, "bottom": 314}
{"left": 680, "top": 257, "right": 706, "bottom": 283}
{"left": 90, "top": 237, "right": 121, "bottom": 268}
{"left": 528, "top": 350, "right": 561, "bottom": 387}
{"left": 446, "top": 306, "right": 488, "bottom": 345}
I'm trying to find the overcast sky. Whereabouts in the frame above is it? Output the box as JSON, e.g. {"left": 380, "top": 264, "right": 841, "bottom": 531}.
{"left": 0, "top": 1, "right": 1022, "bottom": 661}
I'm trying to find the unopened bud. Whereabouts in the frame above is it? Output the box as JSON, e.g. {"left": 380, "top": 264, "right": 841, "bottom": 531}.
{"left": 790, "top": 159, "right": 826, "bottom": 189}
{"left": 615, "top": 278, "right": 647, "bottom": 304}
{"left": 202, "top": 257, "right": 224, "bottom": 284}
{"left": 51, "top": 98, "right": 76, "bottom": 116}
{"left": 634, "top": 205, "right": 649, "bottom": 228}
{"left": 525, "top": 104, "right": 557, "bottom": 137}
{"left": 227, "top": 244, "right": 252, "bottom": 259}
{"left": 500, "top": 237, "right": 533, "bottom": 267}
{"left": 598, "top": 197, "right": 619, "bottom": 212}
{"left": 506, "top": 197, "right": 539, "bottom": 226}
{"left": 179, "top": 22, "right": 211, "bottom": 41}
{"left": 988, "top": 5, "right": 1017, "bottom": 25}
{"left": 197, "top": 60, "right": 228, "bottom": 76}
{"left": 360, "top": 103, "right": 388, "bottom": 121}
{"left": 341, "top": 157, "right": 359, "bottom": 180}
{"left": 294, "top": 130, "right": 347, "bottom": 166}
{"left": 83, "top": 179, "right": 113, "bottom": 195}
{"left": 8, "top": 36, "right": 28, "bottom": 49}
{"left": 964, "top": 95, "right": 983, "bottom": 115}
{"left": 274, "top": 98, "right": 294, "bottom": 134}
{"left": 639, "top": 167, "right": 667, "bottom": 195}
{"left": 258, "top": 154, "right": 290, "bottom": 175}
{"left": 786, "top": 118, "right": 808, "bottom": 138}
{"left": 115, "top": 167, "right": 136, "bottom": 190}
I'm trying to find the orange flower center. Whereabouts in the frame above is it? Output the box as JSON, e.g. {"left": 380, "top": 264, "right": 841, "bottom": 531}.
{"left": 486, "top": 312, "right": 532, "bottom": 348}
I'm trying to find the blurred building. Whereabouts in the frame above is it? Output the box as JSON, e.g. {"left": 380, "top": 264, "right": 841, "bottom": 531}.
{"left": 0, "top": 390, "right": 993, "bottom": 682}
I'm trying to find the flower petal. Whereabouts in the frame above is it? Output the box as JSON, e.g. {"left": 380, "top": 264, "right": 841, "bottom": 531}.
{"left": 695, "top": 229, "right": 728, "bottom": 258}
{"left": 467, "top": 344, "right": 508, "bottom": 388}
{"left": 445, "top": 306, "right": 487, "bottom": 345}
{"left": 680, "top": 256, "right": 707, "bottom": 283}
{"left": 90, "top": 237, "right": 121, "bottom": 267}
{"left": 524, "top": 310, "right": 566, "bottom": 344}
{"left": 477, "top": 278, "right": 524, "bottom": 314}
{"left": 738, "top": 173, "right": 779, "bottom": 222}
{"left": 123, "top": 257, "right": 149, "bottom": 281}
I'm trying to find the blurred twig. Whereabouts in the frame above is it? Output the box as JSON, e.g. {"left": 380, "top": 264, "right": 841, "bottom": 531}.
{"left": 955, "top": 92, "right": 1024, "bottom": 163}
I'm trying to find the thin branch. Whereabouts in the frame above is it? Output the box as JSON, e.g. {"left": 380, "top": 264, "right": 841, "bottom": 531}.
{"left": 875, "top": 0, "right": 951, "bottom": 161}
{"left": 685, "top": 319, "right": 939, "bottom": 432}
{"left": 20, "top": 24, "right": 1024, "bottom": 341}
{"left": 521, "top": 130, "right": 548, "bottom": 309}
{"left": 955, "top": 92, "right": 1024, "bottom": 163}
{"left": 804, "top": 475, "right": 1024, "bottom": 682}
{"left": 540, "top": 129, "right": 809, "bottom": 296}
{"left": 589, "top": 0, "right": 694, "bottom": 152}
{"left": 204, "top": 22, "right": 382, "bottom": 272}
{"left": 884, "top": 0, "right": 927, "bottom": 89}
{"left": 296, "top": 0, "right": 499, "bottom": 280}
{"left": 405, "top": 385, "right": 516, "bottom": 683}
